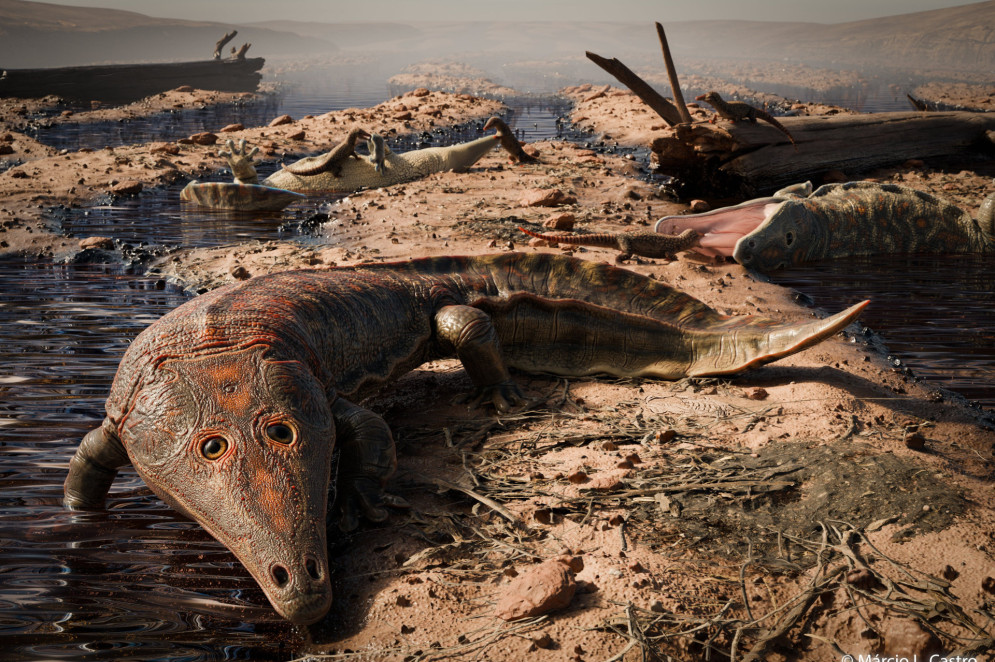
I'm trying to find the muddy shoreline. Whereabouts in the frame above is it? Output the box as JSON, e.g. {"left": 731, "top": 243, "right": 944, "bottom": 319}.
{"left": 2, "top": 78, "right": 995, "bottom": 661}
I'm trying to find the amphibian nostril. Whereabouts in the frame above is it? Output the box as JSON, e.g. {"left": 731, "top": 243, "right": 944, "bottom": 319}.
{"left": 305, "top": 557, "right": 321, "bottom": 581}
{"left": 272, "top": 564, "right": 290, "bottom": 588}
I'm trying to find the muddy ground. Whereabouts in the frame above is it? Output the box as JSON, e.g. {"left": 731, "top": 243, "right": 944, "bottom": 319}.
{"left": 2, "top": 76, "right": 994, "bottom": 662}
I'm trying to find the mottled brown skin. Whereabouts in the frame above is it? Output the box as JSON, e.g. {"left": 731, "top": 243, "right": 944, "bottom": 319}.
{"left": 483, "top": 116, "right": 538, "bottom": 164}
{"left": 519, "top": 226, "right": 699, "bottom": 262}
{"left": 696, "top": 91, "right": 797, "bottom": 147}
{"left": 281, "top": 127, "right": 371, "bottom": 177}
{"left": 63, "top": 253, "right": 868, "bottom": 625}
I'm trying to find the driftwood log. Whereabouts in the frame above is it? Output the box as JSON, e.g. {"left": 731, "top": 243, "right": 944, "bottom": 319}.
{"left": 214, "top": 31, "right": 237, "bottom": 59}
{"left": 657, "top": 111, "right": 995, "bottom": 195}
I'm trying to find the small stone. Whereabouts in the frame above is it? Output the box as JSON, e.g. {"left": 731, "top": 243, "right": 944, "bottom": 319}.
{"left": 174, "top": 85, "right": 195, "bottom": 93}
{"left": 903, "top": 159, "right": 925, "bottom": 169}
{"left": 494, "top": 558, "right": 578, "bottom": 620}
{"left": 219, "top": 123, "right": 244, "bottom": 132}
{"left": 288, "top": 130, "right": 306, "bottom": 141}
{"left": 110, "top": 180, "right": 143, "bottom": 195}
{"left": 269, "top": 114, "right": 294, "bottom": 126}
{"left": 567, "top": 470, "right": 589, "bottom": 484}
{"left": 532, "top": 633, "right": 554, "bottom": 650}
{"left": 904, "top": 430, "right": 926, "bottom": 450}
{"left": 747, "top": 387, "right": 769, "bottom": 401}
{"left": 534, "top": 508, "right": 553, "bottom": 525}
{"left": 395, "top": 595, "right": 411, "bottom": 607}
{"left": 189, "top": 132, "right": 218, "bottom": 146}
{"left": 983, "top": 576, "right": 995, "bottom": 595}
{"left": 543, "top": 212, "right": 575, "bottom": 230}
{"left": 229, "top": 265, "right": 250, "bottom": 280}
{"left": 689, "top": 199, "right": 710, "bottom": 212}
{"left": 393, "top": 111, "right": 413, "bottom": 121}
{"left": 942, "top": 565, "right": 959, "bottom": 581}
{"left": 410, "top": 87, "right": 431, "bottom": 97}
{"left": 528, "top": 237, "right": 550, "bottom": 248}
{"left": 79, "top": 236, "right": 115, "bottom": 250}
{"left": 846, "top": 568, "right": 876, "bottom": 589}
{"left": 880, "top": 618, "right": 943, "bottom": 658}
{"left": 823, "top": 169, "right": 848, "bottom": 183}
{"left": 149, "top": 142, "right": 180, "bottom": 155}
{"left": 0, "top": 144, "right": 13, "bottom": 155}
{"left": 518, "top": 188, "right": 577, "bottom": 208}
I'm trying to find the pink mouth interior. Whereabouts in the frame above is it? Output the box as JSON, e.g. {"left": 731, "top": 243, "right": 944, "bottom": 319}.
{"left": 656, "top": 200, "right": 780, "bottom": 258}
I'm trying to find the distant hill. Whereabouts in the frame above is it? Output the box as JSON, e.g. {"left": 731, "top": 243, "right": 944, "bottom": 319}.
{"left": 1, "top": 0, "right": 992, "bottom": 74}
{"left": 0, "top": 0, "right": 337, "bottom": 68}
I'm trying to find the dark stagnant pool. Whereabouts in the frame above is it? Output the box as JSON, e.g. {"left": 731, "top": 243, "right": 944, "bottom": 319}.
{"left": 1, "top": 70, "right": 993, "bottom": 661}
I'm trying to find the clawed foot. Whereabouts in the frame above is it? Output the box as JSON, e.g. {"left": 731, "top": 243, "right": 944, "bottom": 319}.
{"left": 218, "top": 138, "right": 260, "bottom": 185}
{"left": 456, "top": 379, "right": 526, "bottom": 414}
{"left": 333, "top": 476, "right": 410, "bottom": 532}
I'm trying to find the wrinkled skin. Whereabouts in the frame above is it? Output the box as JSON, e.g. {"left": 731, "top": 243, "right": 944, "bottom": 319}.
{"left": 656, "top": 181, "right": 995, "bottom": 271}
{"left": 65, "top": 253, "right": 868, "bottom": 624}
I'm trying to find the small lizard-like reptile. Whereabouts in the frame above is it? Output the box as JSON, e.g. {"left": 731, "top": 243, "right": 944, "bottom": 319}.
{"left": 696, "top": 91, "right": 797, "bottom": 148}
{"left": 483, "top": 116, "right": 538, "bottom": 164}
{"left": 520, "top": 226, "right": 699, "bottom": 262}
{"left": 367, "top": 132, "right": 387, "bottom": 173}
{"left": 281, "top": 127, "right": 372, "bottom": 177}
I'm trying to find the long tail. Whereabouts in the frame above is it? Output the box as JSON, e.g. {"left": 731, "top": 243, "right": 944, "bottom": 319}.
{"left": 518, "top": 226, "right": 616, "bottom": 248}
{"left": 476, "top": 253, "right": 869, "bottom": 378}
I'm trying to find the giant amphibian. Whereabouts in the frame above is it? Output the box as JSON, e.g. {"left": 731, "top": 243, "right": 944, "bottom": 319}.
{"left": 64, "top": 253, "right": 867, "bottom": 624}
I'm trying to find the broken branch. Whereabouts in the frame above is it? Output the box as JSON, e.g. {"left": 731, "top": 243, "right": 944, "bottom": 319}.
{"left": 585, "top": 50, "right": 683, "bottom": 126}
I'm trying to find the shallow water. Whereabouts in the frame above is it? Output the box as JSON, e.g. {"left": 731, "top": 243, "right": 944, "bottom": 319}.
{"left": 0, "top": 261, "right": 301, "bottom": 660}
{"left": 2, "top": 64, "right": 994, "bottom": 660}
{"left": 769, "top": 254, "right": 995, "bottom": 409}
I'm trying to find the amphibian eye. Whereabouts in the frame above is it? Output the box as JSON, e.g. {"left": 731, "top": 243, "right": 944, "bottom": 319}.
{"left": 201, "top": 436, "right": 228, "bottom": 460}
{"left": 265, "top": 423, "right": 296, "bottom": 445}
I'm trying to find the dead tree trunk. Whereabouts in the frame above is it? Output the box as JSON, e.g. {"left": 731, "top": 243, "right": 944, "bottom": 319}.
{"left": 655, "top": 23, "right": 692, "bottom": 125}
{"left": 656, "top": 111, "right": 995, "bottom": 195}
{"left": 214, "top": 31, "right": 237, "bottom": 59}
{"left": 585, "top": 51, "right": 684, "bottom": 126}
{"left": 233, "top": 43, "right": 252, "bottom": 60}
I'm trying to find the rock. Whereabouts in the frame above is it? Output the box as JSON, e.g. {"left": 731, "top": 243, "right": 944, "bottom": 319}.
{"left": 879, "top": 619, "right": 943, "bottom": 658}
{"left": 528, "top": 237, "right": 550, "bottom": 248}
{"left": 149, "top": 142, "right": 180, "bottom": 155}
{"left": 689, "top": 199, "right": 711, "bottom": 213}
{"left": 410, "top": 88, "right": 431, "bottom": 97}
{"left": 110, "top": 180, "right": 143, "bottom": 196}
{"left": 79, "top": 236, "right": 115, "bottom": 250}
{"left": 494, "top": 558, "right": 578, "bottom": 620}
{"left": 567, "top": 470, "right": 588, "bottom": 484}
{"left": 845, "top": 568, "right": 877, "bottom": 589}
{"left": 519, "top": 188, "right": 577, "bottom": 208}
{"left": 288, "top": 130, "right": 306, "bottom": 141}
{"left": 219, "top": 123, "right": 244, "bottom": 133}
{"left": 904, "top": 430, "right": 926, "bottom": 450}
{"left": 9, "top": 169, "right": 28, "bottom": 179}
{"left": 393, "top": 111, "right": 413, "bottom": 121}
{"left": 229, "top": 265, "right": 251, "bottom": 280}
{"left": 0, "top": 144, "right": 13, "bottom": 155}
{"left": 269, "top": 114, "right": 294, "bottom": 126}
{"left": 747, "top": 387, "right": 769, "bottom": 401}
{"left": 174, "top": 85, "right": 195, "bottom": 93}
{"left": 544, "top": 213, "right": 575, "bottom": 230}
{"left": 823, "top": 169, "right": 849, "bottom": 183}
{"left": 983, "top": 576, "right": 995, "bottom": 595}
{"left": 189, "top": 132, "right": 218, "bottom": 146}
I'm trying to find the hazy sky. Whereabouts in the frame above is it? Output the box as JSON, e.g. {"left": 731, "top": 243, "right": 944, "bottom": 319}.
{"left": 40, "top": 0, "right": 985, "bottom": 24}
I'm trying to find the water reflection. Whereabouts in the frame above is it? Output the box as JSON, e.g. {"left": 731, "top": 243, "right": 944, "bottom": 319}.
{"left": 768, "top": 253, "right": 995, "bottom": 409}
{"left": 0, "top": 261, "right": 300, "bottom": 660}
